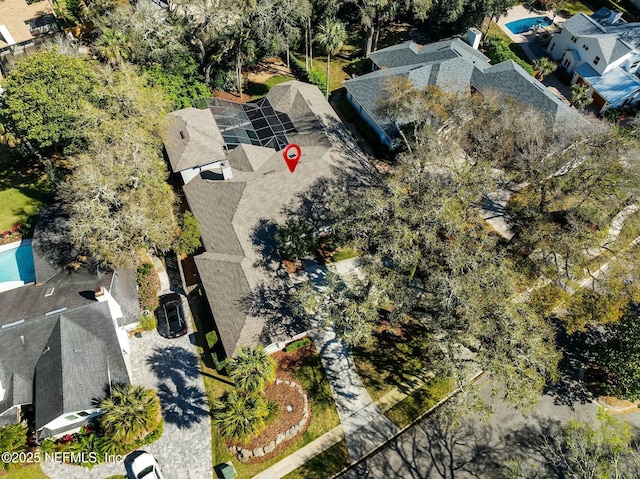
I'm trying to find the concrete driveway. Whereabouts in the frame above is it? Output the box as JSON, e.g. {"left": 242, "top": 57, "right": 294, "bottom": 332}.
{"left": 41, "top": 312, "right": 212, "bottom": 479}
{"left": 338, "top": 375, "right": 640, "bottom": 479}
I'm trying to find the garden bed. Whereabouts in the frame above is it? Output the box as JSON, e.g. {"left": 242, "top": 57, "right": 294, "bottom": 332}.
{"left": 234, "top": 380, "right": 309, "bottom": 462}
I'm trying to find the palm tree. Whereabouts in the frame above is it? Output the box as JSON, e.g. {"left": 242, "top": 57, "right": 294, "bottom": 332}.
{"left": 315, "top": 19, "right": 346, "bottom": 98}
{"left": 533, "top": 57, "right": 557, "bottom": 81}
{"left": 95, "top": 28, "right": 131, "bottom": 66}
{"left": 0, "top": 423, "right": 27, "bottom": 470}
{"left": 99, "top": 384, "right": 163, "bottom": 446}
{"left": 275, "top": 218, "right": 316, "bottom": 263}
{"left": 570, "top": 83, "right": 592, "bottom": 110}
{"left": 211, "top": 390, "right": 269, "bottom": 444}
{"left": 228, "top": 346, "right": 276, "bottom": 393}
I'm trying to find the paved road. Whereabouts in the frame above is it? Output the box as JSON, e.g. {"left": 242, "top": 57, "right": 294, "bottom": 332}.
{"left": 338, "top": 375, "right": 640, "bottom": 479}
{"left": 42, "top": 311, "right": 212, "bottom": 479}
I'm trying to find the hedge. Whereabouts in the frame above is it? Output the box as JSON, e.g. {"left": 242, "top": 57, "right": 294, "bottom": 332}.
{"left": 484, "top": 37, "right": 535, "bottom": 76}
{"left": 285, "top": 337, "right": 311, "bottom": 352}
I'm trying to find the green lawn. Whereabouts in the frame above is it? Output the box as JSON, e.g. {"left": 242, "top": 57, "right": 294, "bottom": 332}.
{"left": 0, "top": 145, "right": 52, "bottom": 231}
{"left": 190, "top": 289, "right": 339, "bottom": 479}
{"left": 282, "top": 440, "right": 349, "bottom": 479}
{"left": 1, "top": 465, "right": 50, "bottom": 479}
{"left": 351, "top": 320, "right": 435, "bottom": 401}
{"left": 557, "top": 0, "right": 594, "bottom": 16}
{"left": 384, "top": 378, "right": 456, "bottom": 428}
{"left": 247, "top": 75, "right": 292, "bottom": 99}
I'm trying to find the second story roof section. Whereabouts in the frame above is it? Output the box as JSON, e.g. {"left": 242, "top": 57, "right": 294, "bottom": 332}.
{"left": 368, "top": 37, "right": 491, "bottom": 70}
{"left": 547, "top": 7, "right": 640, "bottom": 111}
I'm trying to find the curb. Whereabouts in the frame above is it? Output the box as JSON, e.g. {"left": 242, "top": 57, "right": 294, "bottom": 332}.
{"left": 330, "top": 371, "right": 485, "bottom": 478}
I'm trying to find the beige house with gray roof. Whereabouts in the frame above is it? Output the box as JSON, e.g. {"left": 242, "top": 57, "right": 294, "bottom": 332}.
{"left": 162, "top": 81, "right": 373, "bottom": 357}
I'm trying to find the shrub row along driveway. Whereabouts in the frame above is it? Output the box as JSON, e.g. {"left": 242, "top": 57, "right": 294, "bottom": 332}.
{"left": 42, "top": 328, "right": 213, "bottom": 479}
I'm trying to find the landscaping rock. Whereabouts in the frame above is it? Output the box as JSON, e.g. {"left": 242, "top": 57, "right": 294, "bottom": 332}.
{"left": 264, "top": 441, "right": 276, "bottom": 453}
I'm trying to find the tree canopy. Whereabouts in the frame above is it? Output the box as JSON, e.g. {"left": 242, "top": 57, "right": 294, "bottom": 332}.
{"left": 0, "top": 49, "right": 97, "bottom": 153}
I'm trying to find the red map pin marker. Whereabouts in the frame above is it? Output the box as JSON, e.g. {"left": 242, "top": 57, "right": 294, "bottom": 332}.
{"left": 283, "top": 144, "right": 301, "bottom": 173}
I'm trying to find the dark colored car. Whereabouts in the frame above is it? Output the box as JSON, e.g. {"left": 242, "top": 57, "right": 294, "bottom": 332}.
{"left": 159, "top": 293, "right": 187, "bottom": 338}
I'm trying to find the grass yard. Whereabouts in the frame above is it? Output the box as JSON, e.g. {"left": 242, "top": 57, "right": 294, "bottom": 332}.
{"left": 0, "top": 145, "right": 52, "bottom": 231}
{"left": 352, "top": 320, "right": 435, "bottom": 402}
{"left": 310, "top": 56, "right": 351, "bottom": 94}
{"left": 282, "top": 440, "right": 349, "bottom": 479}
{"left": 0, "top": 465, "right": 49, "bottom": 479}
{"left": 384, "top": 377, "right": 456, "bottom": 428}
{"left": 247, "top": 75, "right": 292, "bottom": 99}
{"left": 558, "top": 0, "right": 594, "bottom": 16}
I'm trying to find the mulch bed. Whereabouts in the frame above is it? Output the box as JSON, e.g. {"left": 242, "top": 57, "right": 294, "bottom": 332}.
{"left": 213, "top": 89, "right": 251, "bottom": 103}
{"left": 239, "top": 381, "right": 306, "bottom": 452}
{"left": 231, "top": 346, "right": 315, "bottom": 463}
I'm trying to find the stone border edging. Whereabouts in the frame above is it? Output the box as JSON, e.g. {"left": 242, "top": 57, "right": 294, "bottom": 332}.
{"left": 330, "top": 371, "right": 485, "bottom": 478}
{"left": 230, "top": 379, "right": 310, "bottom": 462}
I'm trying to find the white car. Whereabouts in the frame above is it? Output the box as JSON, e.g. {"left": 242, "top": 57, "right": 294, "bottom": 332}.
{"left": 130, "top": 452, "right": 165, "bottom": 479}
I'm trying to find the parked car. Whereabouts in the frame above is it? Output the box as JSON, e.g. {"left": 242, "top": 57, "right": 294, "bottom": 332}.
{"left": 158, "top": 293, "right": 187, "bottom": 338}
{"left": 130, "top": 452, "right": 165, "bottom": 479}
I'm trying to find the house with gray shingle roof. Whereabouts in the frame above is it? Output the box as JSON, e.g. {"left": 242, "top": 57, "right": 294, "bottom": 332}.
{"left": 546, "top": 7, "right": 640, "bottom": 112}
{"left": 0, "top": 208, "right": 137, "bottom": 440}
{"left": 162, "top": 81, "right": 372, "bottom": 357}
{"left": 344, "top": 37, "right": 578, "bottom": 149}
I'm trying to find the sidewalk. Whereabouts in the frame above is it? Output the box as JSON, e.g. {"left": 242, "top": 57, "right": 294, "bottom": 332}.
{"left": 252, "top": 369, "right": 431, "bottom": 479}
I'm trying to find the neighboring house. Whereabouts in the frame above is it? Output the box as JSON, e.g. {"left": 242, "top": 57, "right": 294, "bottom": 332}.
{"left": 546, "top": 7, "right": 640, "bottom": 112}
{"left": 0, "top": 207, "right": 139, "bottom": 441}
{"left": 0, "top": 0, "right": 59, "bottom": 76}
{"left": 162, "top": 81, "right": 371, "bottom": 357}
{"left": 344, "top": 37, "right": 578, "bottom": 149}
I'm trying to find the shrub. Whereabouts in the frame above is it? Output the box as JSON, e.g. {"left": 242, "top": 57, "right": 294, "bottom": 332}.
{"left": 598, "top": 313, "right": 640, "bottom": 401}
{"left": 139, "top": 313, "right": 156, "bottom": 331}
{"left": 307, "top": 68, "right": 327, "bottom": 94}
{"left": 212, "top": 352, "right": 228, "bottom": 372}
{"left": 0, "top": 423, "right": 28, "bottom": 470}
{"left": 212, "top": 69, "right": 241, "bottom": 93}
{"left": 174, "top": 211, "right": 202, "bottom": 255}
{"left": 135, "top": 263, "right": 160, "bottom": 312}
{"left": 485, "top": 37, "right": 535, "bottom": 76}
{"left": 206, "top": 330, "right": 218, "bottom": 350}
{"left": 285, "top": 337, "right": 311, "bottom": 352}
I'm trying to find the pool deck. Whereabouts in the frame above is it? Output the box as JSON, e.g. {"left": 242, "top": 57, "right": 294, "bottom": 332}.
{"left": 0, "top": 238, "right": 31, "bottom": 253}
{"left": 497, "top": 5, "right": 567, "bottom": 44}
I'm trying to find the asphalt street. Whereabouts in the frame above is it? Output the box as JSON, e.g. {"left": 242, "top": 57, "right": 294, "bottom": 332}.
{"left": 337, "top": 375, "right": 640, "bottom": 479}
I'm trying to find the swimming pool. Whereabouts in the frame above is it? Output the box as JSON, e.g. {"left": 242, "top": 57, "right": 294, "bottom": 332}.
{"left": 0, "top": 242, "right": 35, "bottom": 289}
{"left": 505, "top": 16, "right": 553, "bottom": 34}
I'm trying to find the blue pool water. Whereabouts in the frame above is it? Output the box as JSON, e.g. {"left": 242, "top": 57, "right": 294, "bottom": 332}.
{"left": 0, "top": 245, "right": 35, "bottom": 284}
{"left": 505, "top": 16, "right": 553, "bottom": 34}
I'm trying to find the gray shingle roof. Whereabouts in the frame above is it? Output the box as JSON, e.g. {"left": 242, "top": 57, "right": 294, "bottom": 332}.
{"left": 109, "top": 269, "right": 140, "bottom": 327}
{"left": 368, "top": 37, "right": 490, "bottom": 69}
{"left": 34, "top": 302, "right": 129, "bottom": 431}
{"left": 173, "top": 81, "right": 372, "bottom": 356}
{"left": 343, "top": 53, "right": 487, "bottom": 138}
{"left": 162, "top": 108, "right": 226, "bottom": 173}
{"left": 183, "top": 179, "right": 246, "bottom": 255}
{"left": 471, "top": 60, "right": 578, "bottom": 128}
{"left": 194, "top": 253, "right": 250, "bottom": 358}
{"left": 562, "top": 12, "right": 638, "bottom": 64}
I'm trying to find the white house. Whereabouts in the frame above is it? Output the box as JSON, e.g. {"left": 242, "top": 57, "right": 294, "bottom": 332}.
{"left": 546, "top": 7, "right": 640, "bottom": 112}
